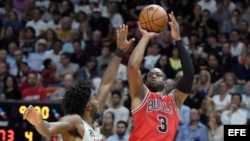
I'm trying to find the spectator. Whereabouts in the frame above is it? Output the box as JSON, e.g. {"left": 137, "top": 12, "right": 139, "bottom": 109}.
{"left": 212, "top": 0, "right": 230, "bottom": 29}
{"left": 55, "top": 16, "right": 72, "bottom": 43}
{"left": 11, "top": 49, "right": 26, "bottom": 76}
{"left": 0, "top": 62, "right": 9, "bottom": 94}
{"left": 43, "top": 39, "right": 63, "bottom": 67}
{"left": 199, "top": 97, "right": 216, "bottom": 126}
{"left": 242, "top": 81, "right": 250, "bottom": 124}
{"left": 239, "top": 20, "right": 250, "bottom": 46}
{"left": 74, "top": 0, "right": 92, "bottom": 14}
{"left": 230, "top": 29, "right": 246, "bottom": 61}
{"left": 207, "top": 53, "right": 225, "bottom": 83}
{"left": 22, "top": 72, "right": 47, "bottom": 101}
{"left": 23, "top": 0, "right": 36, "bottom": 21}
{"left": 179, "top": 104, "right": 191, "bottom": 127}
{"left": 46, "top": 9, "right": 61, "bottom": 30}
{"left": 79, "top": 20, "right": 92, "bottom": 41}
{"left": 19, "top": 62, "right": 31, "bottom": 91}
{"left": 62, "top": 29, "right": 86, "bottom": 53}
{"left": 19, "top": 27, "right": 37, "bottom": 57}
{"left": 232, "top": 53, "right": 250, "bottom": 81}
{"left": 144, "top": 43, "right": 161, "bottom": 70}
{"left": 41, "top": 58, "right": 56, "bottom": 86}
{"left": 6, "top": 42, "right": 19, "bottom": 75}
{"left": 174, "top": 0, "right": 193, "bottom": 21}
{"left": 13, "top": 0, "right": 29, "bottom": 14}
{"left": 221, "top": 93, "right": 247, "bottom": 125}
{"left": 219, "top": 41, "right": 238, "bottom": 72}
{"left": 212, "top": 81, "right": 231, "bottom": 113}
{"left": 100, "top": 111, "right": 115, "bottom": 139}
{"left": 198, "top": 0, "right": 217, "bottom": 14}
{"left": 107, "top": 1, "right": 124, "bottom": 29}
{"left": 223, "top": 72, "right": 243, "bottom": 94}
{"left": 96, "top": 46, "right": 112, "bottom": 69}
{"left": 85, "top": 30, "right": 103, "bottom": 57}
{"left": 77, "top": 57, "right": 100, "bottom": 81}
{"left": 112, "top": 78, "right": 127, "bottom": 97}
{"left": 25, "top": 8, "right": 47, "bottom": 37}
{"left": 104, "top": 90, "right": 130, "bottom": 125}
{"left": 70, "top": 39, "right": 88, "bottom": 67}
{"left": 176, "top": 108, "right": 208, "bottom": 141}
{"left": 155, "top": 55, "right": 176, "bottom": 79}
{"left": 106, "top": 120, "right": 129, "bottom": 141}
{"left": 184, "top": 78, "right": 205, "bottom": 109}
{"left": 27, "top": 38, "right": 47, "bottom": 71}
{"left": 164, "top": 78, "right": 176, "bottom": 94}
{"left": 3, "top": 75, "right": 21, "bottom": 100}
{"left": 88, "top": 8, "right": 112, "bottom": 41}
{"left": 197, "top": 70, "right": 213, "bottom": 97}
{"left": 2, "top": 10, "right": 23, "bottom": 33}
{"left": 223, "top": 0, "right": 236, "bottom": 13}
{"left": 55, "top": 52, "right": 79, "bottom": 82}
{"left": 0, "top": 25, "right": 19, "bottom": 49}
{"left": 47, "top": 74, "right": 74, "bottom": 101}
{"left": 203, "top": 33, "right": 221, "bottom": 57}
{"left": 207, "top": 112, "right": 224, "bottom": 141}
{"left": 221, "top": 9, "right": 241, "bottom": 33}
{"left": 60, "top": 0, "right": 74, "bottom": 17}
{"left": 43, "top": 29, "right": 58, "bottom": 49}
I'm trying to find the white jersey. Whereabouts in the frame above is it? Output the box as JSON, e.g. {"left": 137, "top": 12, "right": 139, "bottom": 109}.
{"left": 82, "top": 120, "right": 103, "bottom": 141}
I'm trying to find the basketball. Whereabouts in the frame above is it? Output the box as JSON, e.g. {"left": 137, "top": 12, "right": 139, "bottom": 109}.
{"left": 139, "top": 4, "right": 168, "bottom": 33}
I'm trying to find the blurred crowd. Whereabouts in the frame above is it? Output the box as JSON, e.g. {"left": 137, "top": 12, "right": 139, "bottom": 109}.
{"left": 0, "top": 0, "right": 249, "bottom": 141}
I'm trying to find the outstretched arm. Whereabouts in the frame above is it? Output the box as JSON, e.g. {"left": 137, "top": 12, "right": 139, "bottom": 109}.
{"left": 127, "top": 24, "right": 159, "bottom": 99}
{"left": 23, "top": 105, "right": 84, "bottom": 138}
{"left": 168, "top": 12, "right": 194, "bottom": 109}
{"left": 96, "top": 24, "right": 135, "bottom": 109}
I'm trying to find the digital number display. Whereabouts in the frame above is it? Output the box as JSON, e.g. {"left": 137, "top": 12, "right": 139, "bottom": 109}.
{"left": 19, "top": 105, "right": 50, "bottom": 119}
{"left": 0, "top": 101, "right": 62, "bottom": 141}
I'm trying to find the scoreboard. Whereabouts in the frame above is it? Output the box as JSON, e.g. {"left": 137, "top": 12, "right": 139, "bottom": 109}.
{"left": 0, "top": 100, "right": 62, "bottom": 141}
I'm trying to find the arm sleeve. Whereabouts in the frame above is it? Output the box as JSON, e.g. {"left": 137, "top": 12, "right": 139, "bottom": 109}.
{"left": 175, "top": 40, "right": 194, "bottom": 93}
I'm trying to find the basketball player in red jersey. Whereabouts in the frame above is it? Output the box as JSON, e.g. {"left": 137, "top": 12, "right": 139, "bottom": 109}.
{"left": 23, "top": 24, "right": 135, "bottom": 141}
{"left": 127, "top": 12, "right": 194, "bottom": 141}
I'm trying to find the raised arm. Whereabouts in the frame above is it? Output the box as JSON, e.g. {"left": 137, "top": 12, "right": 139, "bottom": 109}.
{"left": 127, "top": 24, "right": 159, "bottom": 99}
{"left": 23, "top": 105, "right": 84, "bottom": 138}
{"left": 168, "top": 12, "right": 194, "bottom": 109}
{"left": 96, "top": 24, "right": 135, "bottom": 109}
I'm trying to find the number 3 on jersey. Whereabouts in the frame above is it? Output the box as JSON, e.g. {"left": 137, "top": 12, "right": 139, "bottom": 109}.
{"left": 157, "top": 115, "right": 168, "bottom": 133}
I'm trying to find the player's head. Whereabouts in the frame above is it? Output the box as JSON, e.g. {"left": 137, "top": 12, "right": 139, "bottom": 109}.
{"left": 145, "top": 68, "right": 166, "bottom": 92}
{"left": 61, "top": 80, "right": 100, "bottom": 120}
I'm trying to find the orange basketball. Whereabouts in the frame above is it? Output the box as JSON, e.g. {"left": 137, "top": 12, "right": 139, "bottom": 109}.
{"left": 139, "top": 4, "right": 168, "bottom": 33}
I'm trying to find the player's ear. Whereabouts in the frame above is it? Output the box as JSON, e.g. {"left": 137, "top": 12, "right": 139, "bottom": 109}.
{"left": 86, "top": 104, "right": 91, "bottom": 110}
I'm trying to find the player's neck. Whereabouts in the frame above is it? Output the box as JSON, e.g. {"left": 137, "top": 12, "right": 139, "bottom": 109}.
{"left": 83, "top": 113, "right": 94, "bottom": 128}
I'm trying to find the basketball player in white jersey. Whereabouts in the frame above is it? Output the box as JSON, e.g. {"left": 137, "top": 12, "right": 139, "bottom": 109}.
{"left": 23, "top": 24, "right": 135, "bottom": 141}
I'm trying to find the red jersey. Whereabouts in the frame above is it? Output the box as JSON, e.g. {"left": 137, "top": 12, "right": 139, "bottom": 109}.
{"left": 129, "top": 91, "right": 180, "bottom": 141}
{"left": 22, "top": 86, "right": 47, "bottom": 101}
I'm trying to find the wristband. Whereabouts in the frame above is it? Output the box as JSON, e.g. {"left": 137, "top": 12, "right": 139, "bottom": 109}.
{"left": 114, "top": 48, "right": 125, "bottom": 57}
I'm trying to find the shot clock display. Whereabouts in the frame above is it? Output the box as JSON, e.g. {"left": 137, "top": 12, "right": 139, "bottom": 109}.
{"left": 0, "top": 100, "right": 62, "bottom": 141}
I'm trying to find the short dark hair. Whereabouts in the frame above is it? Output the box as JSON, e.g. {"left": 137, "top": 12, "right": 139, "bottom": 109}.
{"left": 231, "top": 93, "right": 242, "bottom": 102}
{"left": 105, "top": 111, "right": 115, "bottom": 121}
{"left": 61, "top": 80, "right": 92, "bottom": 116}
{"left": 111, "top": 90, "right": 121, "bottom": 98}
{"left": 117, "top": 120, "right": 128, "bottom": 128}
{"left": 72, "top": 39, "right": 81, "bottom": 45}
{"left": 43, "top": 58, "right": 52, "bottom": 69}
{"left": 28, "top": 72, "right": 38, "bottom": 78}
{"left": 61, "top": 52, "right": 71, "bottom": 59}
